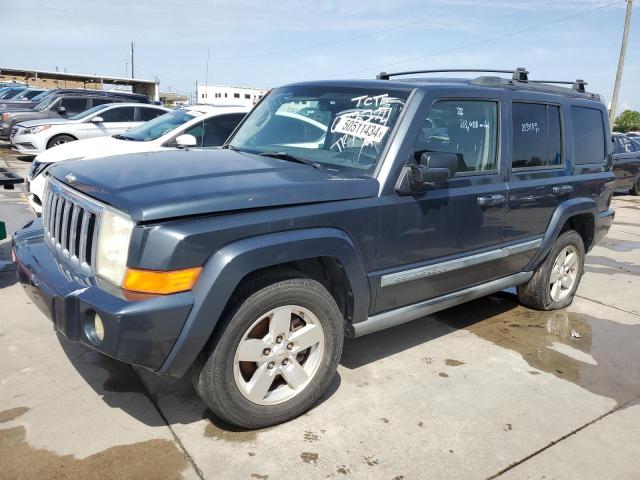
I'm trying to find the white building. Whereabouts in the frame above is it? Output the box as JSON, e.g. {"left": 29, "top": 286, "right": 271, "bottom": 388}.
{"left": 197, "top": 84, "right": 268, "bottom": 107}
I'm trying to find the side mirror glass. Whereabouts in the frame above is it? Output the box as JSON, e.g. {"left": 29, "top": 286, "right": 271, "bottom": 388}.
{"left": 90, "top": 116, "right": 103, "bottom": 123}
{"left": 175, "top": 134, "right": 197, "bottom": 148}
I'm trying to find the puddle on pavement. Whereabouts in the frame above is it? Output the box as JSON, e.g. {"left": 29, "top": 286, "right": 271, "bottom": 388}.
{"left": 203, "top": 411, "right": 266, "bottom": 442}
{"left": 434, "top": 294, "right": 640, "bottom": 408}
{"left": 0, "top": 425, "right": 188, "bottom": 480}
{"left": 0, "top": 407, "right": 29, "bottom": 423}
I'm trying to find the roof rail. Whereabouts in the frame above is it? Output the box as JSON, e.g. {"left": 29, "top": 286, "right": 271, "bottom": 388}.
{"left": 530, "top": 79, "right": 587, "bottom": 93}
{"left": 376, "top": 67, "right": 529, "bottom": 81}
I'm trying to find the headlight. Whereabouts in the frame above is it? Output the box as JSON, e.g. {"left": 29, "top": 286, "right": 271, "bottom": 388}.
{"left": 96, "top": 208, "right": 134, "bottom": 286}
{"left": 28, "top": 160, "right": 50, "bottom": 180}
{"left": 22, "top": 125, "right": 51, "bottom": 135}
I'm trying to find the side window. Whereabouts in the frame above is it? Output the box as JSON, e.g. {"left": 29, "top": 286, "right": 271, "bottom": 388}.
{"left": 59, "top": 97, "right": 89, "bottom": 114}
{"left": 99, "top": 106, "right": 136, "bottom": 122}
{"left": 413, "top": 100, "right": 498, "bottom": 174}
{"left": 138, "top": 107, "right": 166, "bottom": 121}
{"left": 571, "top": 106, "right": 606, "bottom": 164}
{"left": 619, "top": 136, "right": 635, "bottom": 153}
{"left": 90, "top": 98, "right": 114, "bottom": 108}
{"left": 184, "top": 114, "right": 246, "bottom": 147}
{"left": 511, "top": 103, "right": 562, "bottom": 169}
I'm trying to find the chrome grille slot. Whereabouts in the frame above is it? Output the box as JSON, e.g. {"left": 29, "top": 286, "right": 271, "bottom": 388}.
{"left": 42, "top": 178, "right": 104, "bottom": 275}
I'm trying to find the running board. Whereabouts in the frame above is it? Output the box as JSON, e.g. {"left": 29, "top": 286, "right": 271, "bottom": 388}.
{"left": 353, "top": 272, "right": 533, "bottom": 337}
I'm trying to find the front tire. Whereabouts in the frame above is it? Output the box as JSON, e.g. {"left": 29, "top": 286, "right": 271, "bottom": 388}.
{"left": 630, "top": 176, "right": 640, "bottom": 196}
{"left": 192, "top": 276, "right": 344, "bottom": 429}
{"left": 517, "top": 230, "right": 585, "bottom": 310}
{"left": 47, "top": 134, "right": 76, "bottom": 149}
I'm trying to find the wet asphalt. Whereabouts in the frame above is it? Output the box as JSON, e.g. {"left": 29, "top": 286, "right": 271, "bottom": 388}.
{"left": 1, "top": 146, "right": 639, "bottom": 479}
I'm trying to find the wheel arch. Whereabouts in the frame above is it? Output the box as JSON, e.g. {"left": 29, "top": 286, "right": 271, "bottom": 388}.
{"left": 527, "top": 197, "right": 597, "bottom": 271}
{"left": 158, "top": 228, "right": 370, "bottom": 377}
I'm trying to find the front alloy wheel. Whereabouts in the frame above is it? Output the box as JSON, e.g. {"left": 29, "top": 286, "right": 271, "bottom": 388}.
{"left": 233, "top": 305, "right": 325, "bottom": 405}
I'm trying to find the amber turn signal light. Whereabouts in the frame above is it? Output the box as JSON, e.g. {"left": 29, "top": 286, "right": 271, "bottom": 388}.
{"left": 122, "top": 267, "right": 202, "bottom": 294}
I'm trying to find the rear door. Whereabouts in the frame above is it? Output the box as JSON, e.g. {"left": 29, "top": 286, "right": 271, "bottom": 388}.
{"left": 503, "top": 97, "right": 567, "bottom": 272}
{"left": 57, "top": 97, "right": 90, "bottom": 117}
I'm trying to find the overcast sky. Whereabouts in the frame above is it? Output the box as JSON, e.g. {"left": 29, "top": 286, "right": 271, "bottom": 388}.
{"left": 2, "top": 0, "right": 638, "bottom": 111}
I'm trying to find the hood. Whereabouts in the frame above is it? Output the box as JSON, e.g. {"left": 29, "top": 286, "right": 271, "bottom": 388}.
{"left": 49, "top": 149, "right": 379, "bottom": 222}
{"left": 8, "top": 110, "right": 55, "bottom": 123}
{"left": 35, "top": 135, "right": 140, "bottom": 163}
{"left": 18, "top": 118, "right": 77, "bottom": 129}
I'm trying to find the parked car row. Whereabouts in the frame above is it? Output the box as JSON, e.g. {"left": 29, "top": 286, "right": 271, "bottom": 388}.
{"left": 612, "top": 132, "right": 640, "bottom": 194}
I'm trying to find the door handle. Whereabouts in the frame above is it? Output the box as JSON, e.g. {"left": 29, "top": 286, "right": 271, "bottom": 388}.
{"left": 552, "top": 185, "right": 573, "bottom": 196}
{"left": 477, "top": 194, "right": 505, "bottom": 208}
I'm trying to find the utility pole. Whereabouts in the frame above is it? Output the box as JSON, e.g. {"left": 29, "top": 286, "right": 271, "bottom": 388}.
{"left": 195, "top": 80, "right": 199, "bottom": 104}
{"left": 610, "top": 0, "right": 633, "bottom": 128}
{"left": 130, "top": 42, "right": 135, "bottom": 79}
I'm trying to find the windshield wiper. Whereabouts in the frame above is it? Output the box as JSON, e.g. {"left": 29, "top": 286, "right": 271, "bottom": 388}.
{"left": 258, "top": 151, "right": 323, "bottom": 170}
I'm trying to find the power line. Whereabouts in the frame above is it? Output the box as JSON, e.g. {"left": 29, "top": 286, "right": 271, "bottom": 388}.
{"left": 213, "top": 0, "right": 495, "bottom": 61}
{"left": 330, "top": 0, "right": 625, "bottom": 78}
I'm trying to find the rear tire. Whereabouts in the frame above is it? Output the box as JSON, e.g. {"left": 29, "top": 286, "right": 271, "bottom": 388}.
{"left": 630, "top": 176, "right": 640, "bottom": 196}
{"left": 47, "top": 134, "right": 76, "bottom": 149}
{"left": 517, "top": 230, "right": 585, "bottom": 310}
{"left": 192, "top": 276, "right": 344, "bottom": 429}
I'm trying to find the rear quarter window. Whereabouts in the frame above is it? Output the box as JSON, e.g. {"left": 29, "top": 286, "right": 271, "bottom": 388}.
{"left": 571, "top": 106, "right": 606, "bottom": 164}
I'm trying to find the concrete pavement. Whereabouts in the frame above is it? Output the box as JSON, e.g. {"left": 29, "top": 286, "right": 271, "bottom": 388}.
{"left": 1, "top": 147, "right": 639, "bottom": 479}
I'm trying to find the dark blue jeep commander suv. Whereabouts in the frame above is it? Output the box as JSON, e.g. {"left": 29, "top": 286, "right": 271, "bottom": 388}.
{"left": 13, "top": 68, "right": 615, "bottom": 428}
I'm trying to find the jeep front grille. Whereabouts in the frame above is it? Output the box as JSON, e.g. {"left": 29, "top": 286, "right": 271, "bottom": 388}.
{"left": 42, "top": 178, "right": 103, "bottom": 275}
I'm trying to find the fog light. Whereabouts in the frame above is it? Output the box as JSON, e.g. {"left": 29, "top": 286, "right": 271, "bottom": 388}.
{"left": 84, "top": 312, "right": 105, "bottom": 345}
{"left": 94, "top": 314, "right": 105, "bottom": 342}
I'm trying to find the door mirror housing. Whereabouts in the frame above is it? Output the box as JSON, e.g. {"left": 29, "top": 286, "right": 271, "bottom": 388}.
{"left": 175, "top": 134, "right": 197, "bottom": 148}
{"left": 57, "top": 106, "right": 66, "bottom": 114}
{"left": 396, "top": 152, "right": 458, "bottom": 194}
{"left": 90, "top": 116, "right": 104, "bottom": 123}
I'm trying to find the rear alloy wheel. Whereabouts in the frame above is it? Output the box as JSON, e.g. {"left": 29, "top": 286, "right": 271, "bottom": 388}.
{"left": 517, "top": 230, "right": 585, "bottom": 310}
{"left": 192, "top": 276, "right": 343, "bottom": 429}
{"left": 47, "top": 134, "right": 76, "bottom": 149}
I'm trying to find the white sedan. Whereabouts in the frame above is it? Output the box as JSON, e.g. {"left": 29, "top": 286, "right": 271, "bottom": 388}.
{"left": 27, "top": 104, "right": 250, "bottom": 214}
{"left": 11, "top": 103, "right": 170, "bottom": 154}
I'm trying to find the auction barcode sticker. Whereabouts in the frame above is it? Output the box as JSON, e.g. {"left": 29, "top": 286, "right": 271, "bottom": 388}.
{"left": 331, "top": 116, "right": 390, "bottom": 143}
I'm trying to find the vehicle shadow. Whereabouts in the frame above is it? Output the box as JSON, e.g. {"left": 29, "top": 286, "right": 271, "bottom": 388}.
{"left": 57, "top": 330, "right": 342, "bottom": 433}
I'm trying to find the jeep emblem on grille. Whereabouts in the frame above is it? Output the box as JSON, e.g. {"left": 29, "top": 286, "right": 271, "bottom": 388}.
{"left": 65, "top": 173, "right": 77, "bottom": 183}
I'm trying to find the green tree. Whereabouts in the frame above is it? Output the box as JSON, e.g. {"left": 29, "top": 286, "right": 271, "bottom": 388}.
{"left": 614, "top": 110, "right": 640, "bottom": 133}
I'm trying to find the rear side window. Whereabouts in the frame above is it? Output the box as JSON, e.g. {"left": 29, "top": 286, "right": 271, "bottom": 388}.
{"left": 511, "top": 103, "right": 562, "bottom": 169}
{"left": 138, "top": 107, "right": 166, "bottom": 121}
{"left": 100, "top": 106, "right": 136, "bottom": 122}
{"left": 615, "top": 136, "right": 635, "bottom": 153}
{"left": 90, "top": 98, "right": 114, "bottom": 107}
{"left": 571, "top": 106, "right": 606, "bottom": 164}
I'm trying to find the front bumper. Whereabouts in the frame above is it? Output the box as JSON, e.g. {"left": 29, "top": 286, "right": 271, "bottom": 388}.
{"left": 11, "top": 132, "right": 45, "bottom": 154}
{"left": 12, "top": 219, "right": 194, "bottom": 372}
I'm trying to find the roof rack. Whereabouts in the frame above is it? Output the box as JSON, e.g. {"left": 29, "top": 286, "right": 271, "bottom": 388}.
{"left": 376, "top": 67, "right": 530, "bottom": 82}
{"left": 376, "top": 67, "right": 589, "bottom": 94}
{"left": 530, "top": 79, "right": 587, "bottom": 93}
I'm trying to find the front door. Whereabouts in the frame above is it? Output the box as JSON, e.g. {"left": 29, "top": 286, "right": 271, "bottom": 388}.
{"left": 376, "top": 96, "right": 508, "bottom": 312}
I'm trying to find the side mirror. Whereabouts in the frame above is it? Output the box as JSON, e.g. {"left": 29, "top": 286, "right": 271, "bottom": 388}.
{"left": 175, "top": 134, "right": 197, "bottom": 148}
{"left": 90, "top": 116, "right": 104, "bottom": 123}
{"left": 57, "top": 106, "right": 66, "bottom": 114}
{"left": 396, "top": 152, "right": 458, "bottom": 195}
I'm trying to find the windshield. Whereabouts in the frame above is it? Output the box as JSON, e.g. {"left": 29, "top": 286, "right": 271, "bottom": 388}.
{"left": 69, "top": 104, "right": 108, "bottom": 120}
{"left": 33, "top": 94, "right": 58, "bottom": 111}
{"left": 30, "top": 90, "right": 51, "bottom": 102}
{"left": 229, "top": 85, "right": 410, "bottom": 175}
{"left": 9, "top": 90, "right": 32, "bottom": 100}
{"left": 0, "top": 89, "right": 24, "bottom": 100}
{"left": 115, "top": 108, "right": 196, "bottom": 141}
